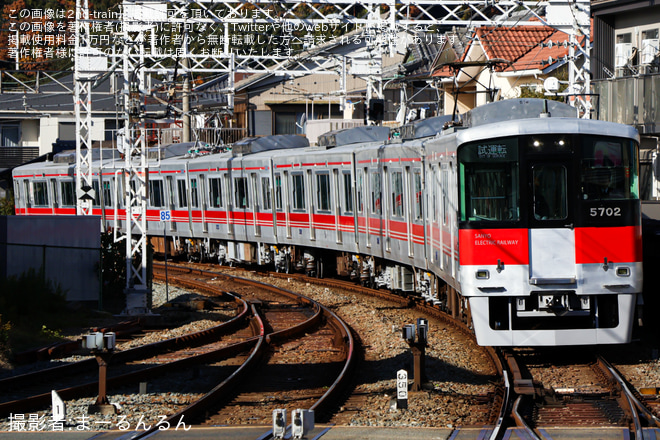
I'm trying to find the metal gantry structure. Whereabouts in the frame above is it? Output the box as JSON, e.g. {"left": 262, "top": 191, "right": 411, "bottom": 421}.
{"left": 74, "top": 0, "right": 590, "bottom": 314}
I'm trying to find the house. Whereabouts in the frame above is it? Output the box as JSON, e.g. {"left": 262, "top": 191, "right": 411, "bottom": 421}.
{"left": 592, "top": 0, "right": 660, "bottom": 138}
{"left": 431, "top": 24, "right": 584, "bottom": 117}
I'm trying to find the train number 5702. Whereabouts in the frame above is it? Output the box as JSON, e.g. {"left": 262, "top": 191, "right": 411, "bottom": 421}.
{"left": 590, "top": 207, "right": 621, "bottom": 217}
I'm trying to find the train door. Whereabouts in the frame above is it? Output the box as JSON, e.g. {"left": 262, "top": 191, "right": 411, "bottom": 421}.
{"left": 307, "top": 170, "right": 315, "bottom": 241}
{"left": 224, "top": 174, "right": 233, "bottom": 237}
{"left": 528, "top": 158, "right": 576, "bottom": 284}
{"left": 166, "top": 176, "right": 176, "bottom": 232}
{"left": 333, "top": 169, "right": 342, "bottom": 244}
{"left": 199, "top": 175, "right": 208, "bottom": 233}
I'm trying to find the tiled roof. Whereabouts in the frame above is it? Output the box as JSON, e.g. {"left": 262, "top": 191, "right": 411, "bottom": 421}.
{"left": 475, "top": 26, "right": 556, "bottom": 71}
{"left": 432, "top": 24, "right": 586, "bottom": 77}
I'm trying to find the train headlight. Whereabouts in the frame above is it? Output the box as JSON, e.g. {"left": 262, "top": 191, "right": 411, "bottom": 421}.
{"left": 476, "top": 270, "right": 489, "bottom": 280}
{"left": 616, "top": 267, "right": 631, "bottom": 277}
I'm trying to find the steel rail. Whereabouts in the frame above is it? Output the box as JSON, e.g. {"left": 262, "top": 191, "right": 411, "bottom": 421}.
{"left": 0, "top": 291, "right": 249, "bottom": 398}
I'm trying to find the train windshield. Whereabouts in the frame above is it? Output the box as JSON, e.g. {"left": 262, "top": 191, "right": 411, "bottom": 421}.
{"left": 579, "top": 136, "right": 638, "bottom": 200}
{"left": 458, "top": 137, "right": 520, "bottom": 222}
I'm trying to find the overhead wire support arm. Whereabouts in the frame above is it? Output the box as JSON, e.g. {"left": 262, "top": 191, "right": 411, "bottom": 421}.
{"left": 74, "top": 0, "right": 591, "bottom": 315}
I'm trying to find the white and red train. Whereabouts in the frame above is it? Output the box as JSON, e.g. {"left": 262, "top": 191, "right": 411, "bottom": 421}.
{"left": 12, "top": 99, "right": 643, "bottom": 346}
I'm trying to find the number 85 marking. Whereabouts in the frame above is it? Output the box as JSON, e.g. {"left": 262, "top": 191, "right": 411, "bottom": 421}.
{"left": 590, "top": 207, "right": 621, "bottom": 217}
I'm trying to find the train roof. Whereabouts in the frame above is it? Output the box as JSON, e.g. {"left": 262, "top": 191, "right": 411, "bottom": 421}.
{"left": 317, "top": 126, "right": 390, "bottom": 148}
{"left": 463, "top": 98, "right": 578, "bottom": 128}
{"left": 455, "top": 113, "right": 640, "bottom": 145}
{"left": 399, "top": 115, "right": 456, "bottom": 140}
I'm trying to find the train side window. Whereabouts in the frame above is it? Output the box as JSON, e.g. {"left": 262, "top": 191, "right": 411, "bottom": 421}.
{"left": 103, "top": 181, "right": 112, "bottom": 207}
{"left": 357, "top": 169, "right": 365, "bottom": 214}
{"left": 92, "top": 181, "right": 101, "bottom": 207}
{"left": 292, "top": 173, "right": 305, "bottom": 211}
{"left": 316, "top": 172, "right": 331, "bottom": 212}
{"left": 209, "top": 177, "right": 223, "bottom": 208}
{"left": 274, "top": 174, "right": 282, "bottom": 210}
{"left": 442, "top": 167, "right": 449, "bottom": 225}
{"left": 414, "top": 171, "right": 422, "bottom": 221}
{"left": 343, "top": 171, "right": 353, "bottom": 214}
{"left": 190, "top": 178, "right": 199, "bottom": 208}
{"left": 177, "top": 180, "right": 187, "bottom": 208}
{"left": 61, "top": 181, "right": 75, "bottom": 207}
{"left": 370, "top": 171, "right": 381, "bottom": 215}
{"left": 33, "top": 181, "right": 48, "bottom": 206}
{"left": 149, "top": 179, "right": 165, "bottom": 208}
{"left": 234, "top": 177, "right": 249, "bottom": 209}
{"left": 391, "top": 171, "right": 403, "bottom": 217}
{"left": 261, "top": 177, "right": 271, "bottom": 210}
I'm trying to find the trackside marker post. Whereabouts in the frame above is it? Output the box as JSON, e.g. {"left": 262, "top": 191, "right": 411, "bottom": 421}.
{"left": 397, "top": 369, "right": 408, "bottom": 409}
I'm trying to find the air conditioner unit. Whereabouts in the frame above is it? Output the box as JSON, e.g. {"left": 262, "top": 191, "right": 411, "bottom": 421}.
{"left": 615, "top": 43, "right": 633, "bottom": 68}
{"left": 641, "top": 39, "right": 659, "bottom": 64}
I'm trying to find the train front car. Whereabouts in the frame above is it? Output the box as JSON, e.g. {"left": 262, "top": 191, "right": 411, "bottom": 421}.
{"left": 456, "top": 99, "right": 642, "bottom": 346}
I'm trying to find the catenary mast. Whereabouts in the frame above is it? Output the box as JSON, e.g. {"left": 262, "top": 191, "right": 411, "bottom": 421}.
{"left": 74, "top": 0, "right": 590, "bottom": 314}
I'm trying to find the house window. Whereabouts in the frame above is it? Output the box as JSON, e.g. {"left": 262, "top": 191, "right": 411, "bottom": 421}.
{"left": 615, "top": 33, "right": 633, "bottom": 70}
{"left": 274, "top": 112, "right": 306, "bottom": 135}
{"left": 1, "top": 125, "right": 19, "bottom": 147}
{"left": 641, "top": 29, "right": 659, "bottom": 65}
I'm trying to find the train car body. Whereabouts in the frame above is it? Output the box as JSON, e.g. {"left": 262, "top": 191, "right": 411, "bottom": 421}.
{"left": 12, "top": 99, "right": 642, "bottom": 347}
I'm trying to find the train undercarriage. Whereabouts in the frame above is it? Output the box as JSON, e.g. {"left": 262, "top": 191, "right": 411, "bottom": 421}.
{"left": 148, "top": 234, "right": 472, "bottom": 325}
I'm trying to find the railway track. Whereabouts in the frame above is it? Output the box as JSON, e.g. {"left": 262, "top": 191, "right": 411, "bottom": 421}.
{"left": 0, "top": 264, "right": 355, "bottom": 436}
{"left": 500, "top": 348, "right": 660, "bottom": 439}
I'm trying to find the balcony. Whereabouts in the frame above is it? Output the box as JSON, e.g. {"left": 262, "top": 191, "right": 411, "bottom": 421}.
{"left": 0, "top": 146, "right": 40, "bottom": 169}
{"left": 593, "top": 71, "right": 660, "bottom": 135}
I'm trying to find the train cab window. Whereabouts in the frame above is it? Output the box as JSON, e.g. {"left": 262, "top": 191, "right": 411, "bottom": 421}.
{"left": 177, "top": 180, "right": 187, "bottom": 208}
{"left": 533, "top": 165, "right": 567, "bottom": 220}
{"left": 292, "top": 173, "right": 305, "bottom": 211}
{"left": 261, "top": 177, "right": 271, "bottom": 210}
{"left": 209, "top": 177, "right": 223, "bottom": 208}
{"left": 316, "top": 172, "right": 331, "bottom": 212}
{"left": 274, "top": 174, "right": 283, "bottom": 210}
{"left": 149, "top": 180, "right": 165, "bottom": 208}
{"left": 33, "top": 181, "right": 48, "bottom": 206}
{"left": 60, "top": 181, "right": 75, "bottom": 207}
{"left": 391, "top": 171, "right": 403, "bottom": 217}
{"left": 371, "top": 171, "right": 381, "bottom": 215}
{"left": 343, "top": 171, "right": 353, "bottom": 213}
{"left": 458, "top": 138, "right": 520, "bottom": 222}
{"left": 190, "top": 178, "right": 199, "bottom": 208}
{"left": 234, "top": 177, "right": 249, "bottom": 209}
{"left": 579, "top": 137, "right": 638, "bottom": 200}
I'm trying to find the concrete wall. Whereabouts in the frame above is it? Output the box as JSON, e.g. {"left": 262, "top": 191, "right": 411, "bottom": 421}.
{"left": 0, "top": 215, "right": 101, "bottom": 303}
